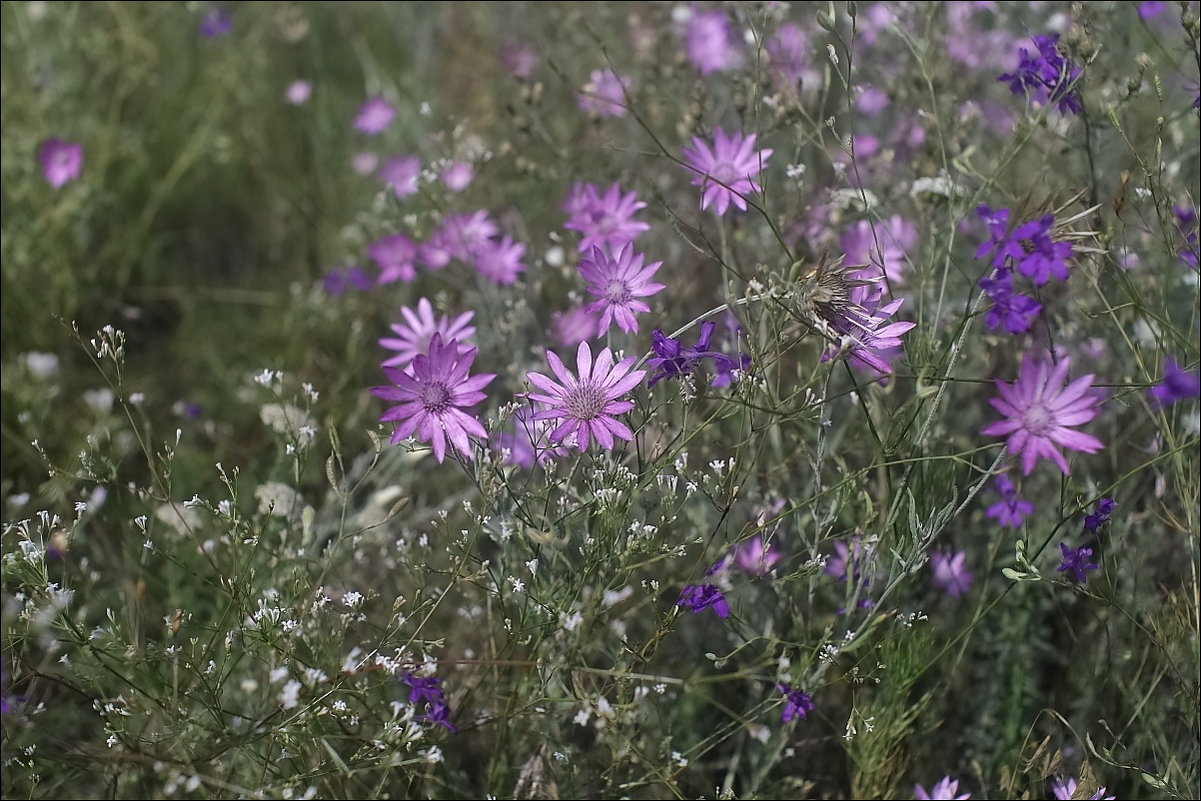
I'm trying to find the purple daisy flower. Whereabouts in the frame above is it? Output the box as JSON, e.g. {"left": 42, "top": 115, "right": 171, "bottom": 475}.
{"left": 930, "top": 551, "right": 973, "bottom": 597}
{"left": 440, "top": 161, "right": 473, "bottom": 192}
{"left": 766, "top": 22, "right": 818, "bottom": 94}
{"left": 439, "top": 210, "right": 499, "bottom": 262}
{"left": 37, "top": 138, "right": 83, "bottom": 188}
{"left": 914, "top": 776, "right": 971, "bottom": 800}
{"left": 371, "top": 334, "right": 495, "bottom": 463}
{"left": 578, "top": 244, "right": 665, "bottom": 335}
{"left": 563, "top": 182, "right": 651, "bottom": 254}
{"left": 1149, "top": 357, "right": 1200, "bottom": 407}
{"left": 578, "top": 68, "right": 632, "bottom": 117}
{"left": 841, "top": 215, "right": 918, "bottom": 284}
{"left": 1051, "top": 776, "right": 1115, "bottom": 800}
{"left": 549, "top": 306, "right": 600, "bottom": 348}
{"left": 825, "top": 536, "right": 874, "bottom": 588}
{"left": 775, "top": 684, "right": 815, "bottom": 722}
{"left": 379, "top": 155, "right": 421, "bottom": 198}
{"left": 676, "top": 584, "right": 730, "bottom": 619}
{"left": 821, "top": 282, "right": 917, "bottom": 376}
{"left": 985, "top": 474, "right": 1034, "bottom": 528}
{"left": 524, "top": 341, "right": 646, "bottom": 452}
{"left": 379, "top": 298, "right": 476, "bottom": 371}
{"left": 354, "top": 96, "right": 396, "bottom": 135}
{"left": 473, "top": 235, "right": 526, "bottom": 285}
{"left": 684, "top": 8, "right": 743, "bottom": 76}
{"left": 500, "top": 40, "right": 538, "bottom": 79}
{"left": 368, "top": 233, "right": 420, "bottom": 285}
{"left": 681, "top": 128, "right": 773, "bottom": 216}
{"left": 980, "top": 354, "right": 1104, "bottom": 476}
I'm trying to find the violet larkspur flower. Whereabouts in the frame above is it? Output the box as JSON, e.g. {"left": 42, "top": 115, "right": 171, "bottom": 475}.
{"left": 562, "top": 182, "right": 651, "bottom": 253}
{"left": 1057, "top": 543, "right": 1100, "bottom": 583}
{"left": 731, "top": 536, "right": 783, "bottom": 576}
{"left": 368, "top": 233, "right": 420, "bottom": 285}
{"left": 37, "top": 138, "right": 83, "bottom": 188}
{"left": 524, "top": 341, "right": 646, "bottom": 452}
{"left": 401, "top": 673, "right": 457, "bottom": 732}
{"left": 684, "top": 8, "right": 743, "bottom": 76}
{"left": 379, "top": 155, "right": 421, "bottom": 198}
{"left": 578, "top": 68, "right": 632, "bottom": 117}
{"left": 998, "top": 33, "right": 1083, "bottom": 115}
{"left": 681, "top": 128, "right": 773, "bottom": 217}
{"left": 647, "top": 321, "right": 744, "bottom": 387}
{"left": 1051, "top": 776, "right": 1116, "bottom": 800}
{"left": 841, "top": 215, "right": 918, "bottom": 284}
{"left": 930, "top": 551, "right": 973, "bottom": 597}
{"left": 976, "top": 206, "right": 1075, "bottom": 286}
{"left": 198, "top": 6, "right": 232, "bottom": 37}
{"left": 1083, "top": 497, "right": 1115, "bottom": 534}
{"left": 980, "top": 354, "right": 1104, "bottom": 476}
{"left": 775, "top": 684, "right": 815, "bottom": 722}
{"left": 578, "top": 244, "right": 665, "bottom": 334}
{"left": 821, "top": 281, "right": 917, "bottom": 376}
{"left": 979, "top": 266, "right": 1042, "bottom": 334}
{"left": 914, "top": 776, "right": 971, "bottom": 800}
{"left": 473, "top": 235, "right": 526, "bottom": 285}
{"left": 322, "top": 265, "right": 372, "bottom": 296}
{"left": 1149, "top": 357, "right": 1200, "bottom": 407}
{"left": 354, "top": 96, "right": 396, "bottom": 135}
{"left": 985, "top": 474, "right": 1034, "bottom": 528}
{"left": 371, "top": 334, "right": 495, "bottom": 463}
{"left": 379, "top": 298, "right": 476, "bottom": 370}
{"left": 676, "top": 584, "right": 730, "bottom": 619}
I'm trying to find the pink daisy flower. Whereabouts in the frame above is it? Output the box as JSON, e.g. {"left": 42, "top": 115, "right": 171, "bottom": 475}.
{"left": 37, "top": 138, "right": 83, "bottom": 188}
{"left": 439, "top": 210, "right": 499, "bottom": 262}
{"left": 821, "top": 282, "right": 916, "bottom": 376}
{"left": 578, "top": 244, "right": 665, "bottom": 334}
{"left": 372, "top": 334, "right": 495, "bottom": 463}
{"left": 563, "top": 182, "right": 651, "bottom": 253}
{"left": 731, "top": 537, "right": 783, "bottom": 576}
{"left": 549, "top": 306, "right": 600, "bottom": 347}
{"left": 379, "top": 155, "right": 421, "bottom": 197}
{"left": 914, "top": 776, "right": 971, "bottom": 800}
{"left": 578, "top": 68, "right": 632, "bottom": 117}
{"left": 440, "top": 161, "right": 473, "bottom": 191}
{"left": 841, "top": 215, "right": 919, "bottom": 284}
{"left": 473, "top": 235, "right": 526, "bottom": 285}
{"left": 379, "top": 298, "right": 476, "bottom": 371}
{"left": 681, "top": 128, "right": 772, "bottom": 216}
{"left": 354, "top": 96, "right": 395, "bottom": 135}
{"left": 980, "top": 354, "right": 1105, "bottom": 476}
{"left": 368, "top": 233, "right": 419, "bottom": 285}
{"left": 684, "top": 9, "right": 743, "bottom": 76}
{"left": 524, "top": 341, "right": 646, "bottom": 452}
{"left": 351, "top": 151, "right": 379, "bottom": 175}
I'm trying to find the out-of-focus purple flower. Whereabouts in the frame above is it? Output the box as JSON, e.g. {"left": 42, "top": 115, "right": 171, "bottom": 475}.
{"left": 821, "top": 282, "right": 916, "bottom": 376}
{"left": 914, "top": 776, "right": 971, "bottom": 800}
{"left": 855, "top": 86, "right": 891, "bottom": 115}
{"left": 371, "top": 334, "right": 495, "bottom": 463}
{"left": 578, "top": 68, "right": 632, "bottom": 117}
{"left": 676, "top": 584, "right": 730, "bottom": 619}
{"left": 684, "top": 8, "right": 743, "bottom": 76}
{"left": 354, "top": 96, "right": 396, "bottom": 135}
{"left": 1083, "top": 497, "right": 1115, "bottom": 534}
{"left": 439, "top": 210, "right": 499, "bottom": 262}
{"left": 647, "top": 321, "right": 745, "bottom": 387}
{"left": 379, "top": 155, "right": 421, "bottom": 198}
{"left": 1174, "top": 205, "right": 1198, "bottom": 267}
{"left": 500, "top": 40, "right": 538, "bottom": 79}
{"left": 979, "top": 266, "right": 1042, "bottom": 334}
{"left": 401, "top": 672, "right": 457, "bottom": 731}
{"left": 976, "top": 206, "right": 1074, "bottom": 286}
{"left": 323, "top": 265, "right": 372, "bottom": 296}
{"left": 930, "top": 551, "right": 973, "bottom": 597}
{"left": 579, "top": 244, "right": 665, "bottom": 334}
{"left": 368, "top": 234, "right": 420, "bottom": 285}
{"left": 524, "top": 341, "right": 646, "bottom": 452}
{"left": 981, "top": 354, "right": 1104, "bottom": 476}
{"left": 766, "top": 22, "right": 817, "bottom": 94}
{"left": 198, "top": 6, "right": 231, "bottom": 37}
{"left": 985, "top": 474, "right": 1034, "bottom": 528}
{"left": 732, "top": 536, "right": 783, "bottom": 576}
{"left": 473, "top": 235, "right": 526, "bottom": 285}
{"left": 352, "top": 151, "right": 379, "bottom": 176}
{"left": 563, "top": 182, "right": 651, "bottom": 253}
{"left": 491, "top": 407, "right": 570, "bottom": 469}
{"left": 1, "top": 664, "right": 24, "bottom": 718}
{"left": 1051, "top": 776, "right": 1115, "bottom": 800}
{"left": 946, "top": 3, "right": 1016, "bottom": 72}
{"left": 775, "top": 684, "right": 814, "bottom": 722}
{"left": 998, "top": 33, "right": 1082, "bottom": 115}
{"left": 440, "top": 161, "right": 473, "bottom": 192}
{"left": 681, "top": 128, "right": 773, "bottom": 217}
{"left": 1149, "top": 357, "right": 1200, "bottom": 407}
{"left": 825, "top": 536, "right": 873, "bottom": 587}
{"left": 1138, "top": 1, "right": 1168, "bottom": 20}
{"left": 549, "top": 306, "right": 599, "bottom": 348}
{"left": 285, "top": 80, "right": 312, "bottom": 105}
{"left": 841, "top": 215, "right": 918, "bottom": 284}
{"left": 379, "top": 298, "right": 476, "bottom": 371}
{"left": 1057, "top": 543, "right": 1100, "bottom": 583}
{"left": 37, "top": 138, "right": 83, "bottom": 188}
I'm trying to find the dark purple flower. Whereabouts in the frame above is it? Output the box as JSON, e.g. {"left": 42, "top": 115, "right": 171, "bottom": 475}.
{"left": 930, "top": 551, "right": 973, "bottom": 597}
{"left": 985, "top": 474, "right": 1034, "bottom": 528}
{"left": 1138, "top": 1, "right": 1168, "bottom": 20}
{"left": 198, "top": 6, "right": 232, "bottom": 38}
{"left": 1057, "top": 543, "right": 1099, "bottom": 583}
{"left": 647, "top": 321, "right": 745, "bottom": 387}
{"left": 979, "top": 266, "right": 1042, "bottom": 334}
{"left": 676, "top": 584, "right": 730, "bottom": 619}
{"left": 1083, "top": 497, "right": 1115, "bottom": 534}
{"left": 998, "top": 33, "right": 1082, "bottom": 115}
{"left": 775, "top": 684, "right": 814, "bottom": 722}
{"left": 37, "top": 138, "right": 83, "bottom": 188}
{"left": 401, "top": 672, "right": 457, "bottom": 731}
{"left": 1012, "top": 216, "right": 1074, "bottom": 285}
{"left": 322, "top": 265, "right": 372, "bottom": 296}
{"left": 1149, "top": 357, "right": 1200, "bottom": 407}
